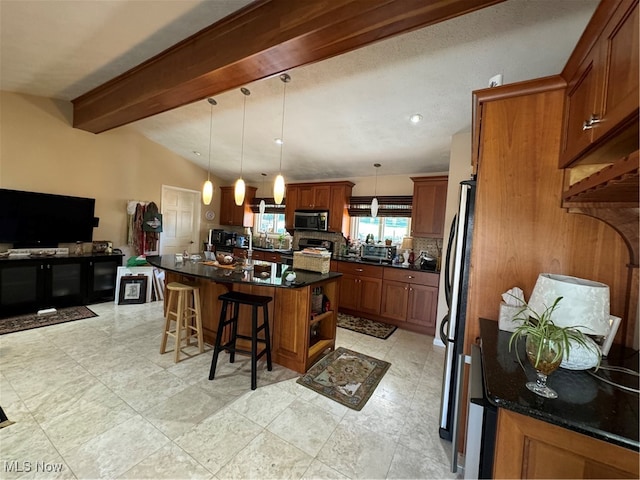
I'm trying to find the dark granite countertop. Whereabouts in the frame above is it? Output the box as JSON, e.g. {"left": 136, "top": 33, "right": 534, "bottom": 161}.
{"left": 147, "top": 255, "right": 340, "bottom": 289}
{"left": 332, "top": 255, "right": 440, "bottom": 274}
{"left": 479, "top": 318, "right": 639, "bottom": 451}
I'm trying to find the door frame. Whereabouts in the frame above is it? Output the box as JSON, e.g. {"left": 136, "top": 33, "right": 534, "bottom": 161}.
{"left": 159, "top": 185, "right": 202, "bottom": 256}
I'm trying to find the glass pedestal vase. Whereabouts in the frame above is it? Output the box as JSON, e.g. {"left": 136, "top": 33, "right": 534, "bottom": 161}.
{"left": 525, "top": 336, "right": 562, "bottom": 399}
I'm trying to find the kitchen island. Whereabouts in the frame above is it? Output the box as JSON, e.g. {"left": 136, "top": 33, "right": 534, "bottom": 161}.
{"left": 147, "top": 255, "right": 341, "bottom": 373}
{"left": 479, "top": 318, "right": 639, "bottom": 478}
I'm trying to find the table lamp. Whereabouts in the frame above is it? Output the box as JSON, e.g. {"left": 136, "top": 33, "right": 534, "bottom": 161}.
{"left": 527, "top": 273, "right": 617, "bottom": 367}
{"left": 401, "top": 237, "right": 413, "bottom": 267}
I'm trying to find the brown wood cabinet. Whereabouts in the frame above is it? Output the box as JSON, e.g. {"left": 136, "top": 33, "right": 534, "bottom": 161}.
{"left": 219, "top": 185, "right": 257, "bottom": 227}
{"left": 284, "top": 181, "right": 354, "bottom": 234}
{"left": 410, "top": 176, "right": 448, "bottom": 238}
{"left": 271, "top": 277, "right": 339, "bottom": 372}
{"left": 336, "top": 262, "right": 382, "bottom": 316}
{"left": 493, "top": 409, "right": 639, "bottom": 479}
{"left": 252, "top": 250, "right": 281, "bottom": 263}
{"left": 560, "top": 0, "right": 639, "bottom": 168}
{"left": 381, "top": 267, "right": 439, "bottom": 335}
{"left": 298, "top": 184, "right": 330, "bottom": 210}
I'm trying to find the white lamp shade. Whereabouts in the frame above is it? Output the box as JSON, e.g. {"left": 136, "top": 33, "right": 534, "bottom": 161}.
{"left": 371, "top": 197, "right": 379, "bottom": 217}
{"left": 528, "top": 273, "right": 610, "bottom": 336}
{"left": 259, "top": 199, "right": 266, "bottom": 215}
{"left": 234, "top": 178, "right": 245, "bottom": 206}
{"left": 274, "top": 174, "right": 285, "bottom": 204}
{"left": 202, "top": 180, "right": 213, "bottom": 205}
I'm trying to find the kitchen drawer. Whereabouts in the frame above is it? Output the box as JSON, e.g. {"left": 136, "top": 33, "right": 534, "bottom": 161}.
{"left": 383, "top": 267, "right": 439, "bottom": 287}
{"left": 337, "top": 261, "right": 383, "bottom": 278}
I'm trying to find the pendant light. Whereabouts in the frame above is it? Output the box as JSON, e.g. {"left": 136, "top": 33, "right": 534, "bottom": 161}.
{"left": 234, "top": 87, "right": 250, "bottom": 206}
{"left": 202, "top": 97, "right": 217, "bottom": 205}
{"left": 371, "top": 163, "right": 381, "bottom": 217}
{"left": 259, "top": 173, "right": 267, "bottom": 215}
{"left": 274, "top": 73, "right": 290, "bottom": 205}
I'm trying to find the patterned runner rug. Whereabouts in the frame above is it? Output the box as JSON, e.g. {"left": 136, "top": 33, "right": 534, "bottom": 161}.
{"left": 337, "top": 312, "right": 397, "bottom": 339}
{"left": 297, "top": 347, "right": 390, "bottom": 410}
{"left": 0, "top": 306, "right": 98, "bottom": 335}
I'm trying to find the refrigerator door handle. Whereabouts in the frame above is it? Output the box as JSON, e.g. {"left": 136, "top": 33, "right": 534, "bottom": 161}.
{"left": 443, "top": 214, "right": 457, "bottom": 308}
{"left": 440, "top": 313, "right": 450, "bottom": 345}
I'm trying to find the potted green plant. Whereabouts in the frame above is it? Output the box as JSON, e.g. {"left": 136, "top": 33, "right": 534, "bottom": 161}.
{"left": 508, "top": 296, "right": 600, "bottom": 398}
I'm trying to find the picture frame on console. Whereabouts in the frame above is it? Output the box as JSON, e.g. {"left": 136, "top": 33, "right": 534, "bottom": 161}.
{"left": 118, "top": 275, "right": 148, "bottom": 305}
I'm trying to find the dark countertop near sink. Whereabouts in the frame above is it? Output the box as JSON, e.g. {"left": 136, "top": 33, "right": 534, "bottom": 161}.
{"left": 333, "top": 255, "right": 440, "bottom": 274}
{"left": 479, "top": 318, "right": 639, "bottom": 451}
{"left": 147, "top": 255, "right": 340, "bottom": 289}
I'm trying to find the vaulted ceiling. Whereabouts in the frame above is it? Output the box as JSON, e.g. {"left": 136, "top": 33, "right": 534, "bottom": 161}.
{"left": 0, "top": 0, "right": 599, "bottom": 184}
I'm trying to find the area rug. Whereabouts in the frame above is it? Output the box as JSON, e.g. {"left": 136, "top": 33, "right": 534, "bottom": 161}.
{"left": 0, "top": 306, "right": 98, "bottom": 335}
{"left": 337, "top": 312, "right": 397, "bottom": 339}
{"left": 297, "top": 347, "right": 391, "bottom": 410}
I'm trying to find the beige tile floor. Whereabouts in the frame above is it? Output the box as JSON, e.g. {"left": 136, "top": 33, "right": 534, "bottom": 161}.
{"left": 0, "top": 301, "right": 459, "bottom": 479}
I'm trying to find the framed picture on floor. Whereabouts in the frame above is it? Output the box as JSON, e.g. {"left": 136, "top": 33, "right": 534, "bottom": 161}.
{"left": 118, "top": 275, "right": 148, "bottom": 305}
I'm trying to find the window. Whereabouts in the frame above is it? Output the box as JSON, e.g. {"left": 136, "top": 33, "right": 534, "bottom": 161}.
{"left": 250, "top": 197, "right": 286, "bottom": 233}
{"left": 254, "top": 213, "right": 286, "bottom": 234}
{"left": 350, "top": 216, "right": 411, "bottom": 244}
{"left": 347, "top": 195, "right": 412, "bottom": 243}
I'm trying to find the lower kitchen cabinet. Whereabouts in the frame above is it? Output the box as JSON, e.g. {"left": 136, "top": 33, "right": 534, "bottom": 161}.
{"left": 494, "top": 409, "right": 639, "bottom": 479}
{"left": 381, "top": 267, "right": 439, "bottom": 335}
{"left": 337, "top": 262, "right": 382, "bottom": 316}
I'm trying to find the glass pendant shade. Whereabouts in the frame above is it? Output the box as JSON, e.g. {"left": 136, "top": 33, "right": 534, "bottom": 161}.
{"left": 259, "top": 199, "right": 266, "bottom": 215}
{"left": 202, "top": 179, "right": 213, "bottom": 205}
{"left": 371, "top": 197, "right": 379, "bottom": 217}
{"left": 234, "top": 178, "right": 245, "bottom": 206}
{"left": 274, "top": 174, "right": 285, "bottom": 204}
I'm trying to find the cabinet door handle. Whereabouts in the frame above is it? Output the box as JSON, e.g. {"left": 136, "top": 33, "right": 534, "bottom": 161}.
{"left": 582, "top": 114, "right": 601, "bottom": 130}
{"left": 407, "top": 275, "right": 414, "bottom": 279}
{"left": 355, "top": 268, "right": 363, "bottom": 272}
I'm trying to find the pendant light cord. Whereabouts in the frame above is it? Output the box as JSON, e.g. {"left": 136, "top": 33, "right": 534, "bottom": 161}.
{"left": 279, "top": 74, "right": 290, "bottom": 172}
{"left": 207, "top": 99, "right": 214, "bottom": 181}
{"left": 240, "top": 88, "right": 250, "bottom": 178}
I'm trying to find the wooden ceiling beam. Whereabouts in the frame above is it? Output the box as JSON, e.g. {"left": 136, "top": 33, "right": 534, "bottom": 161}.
{"left": 72, "top": 0, "right": 503, "bottom": 133}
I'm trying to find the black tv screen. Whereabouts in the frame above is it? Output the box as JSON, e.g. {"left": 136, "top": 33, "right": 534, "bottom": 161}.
{"left": 0, "top": 189, "right": 96, "bottom": 247}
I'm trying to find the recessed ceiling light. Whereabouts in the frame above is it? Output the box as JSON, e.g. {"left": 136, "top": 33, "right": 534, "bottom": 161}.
{"left": 193, "top": 150, "right": 201, "bottom": 156}
{"left": 274, "top": 138, "right": 283, "bottom": 145}
{"left": 410, "top": 114, "right": 423, "bottom": 124}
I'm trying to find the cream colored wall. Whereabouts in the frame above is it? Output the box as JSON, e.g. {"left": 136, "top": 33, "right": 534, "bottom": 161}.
{"left": 0, "top": 91, "right": 224, "bottom": 254}
{"left": 434, "top": 131, "right": 473, "bottom": 347}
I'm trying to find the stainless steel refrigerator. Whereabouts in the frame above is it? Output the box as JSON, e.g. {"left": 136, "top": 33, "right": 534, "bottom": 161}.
{"left": 438, "top": 178, "right": 476, "bottom": 471}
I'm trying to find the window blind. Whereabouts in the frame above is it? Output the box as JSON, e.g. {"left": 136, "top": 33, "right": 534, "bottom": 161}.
{"left": 250, "top": 198, "right": 286, "bottom": 215}
{"left": 347, "top": 196, "right": 412, "bottom": 217}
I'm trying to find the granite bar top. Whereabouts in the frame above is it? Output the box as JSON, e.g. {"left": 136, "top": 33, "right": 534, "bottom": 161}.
{"left": 147, "top": 255, "right": 340, "bottom": 289}
{"left": 479, "top": 318, "right": 639, "bottom": 451}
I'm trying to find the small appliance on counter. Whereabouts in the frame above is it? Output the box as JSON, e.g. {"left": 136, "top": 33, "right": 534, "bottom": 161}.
{"left": 419, "top": 251, "right": 438, "bottom": 271}
{"left": 360, "top": 244, "right": 396, "bottom": 263}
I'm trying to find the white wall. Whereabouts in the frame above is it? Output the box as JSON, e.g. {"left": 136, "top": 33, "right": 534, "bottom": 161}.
{"left": 433, "top": 131, "right": 472, "bottom": 347}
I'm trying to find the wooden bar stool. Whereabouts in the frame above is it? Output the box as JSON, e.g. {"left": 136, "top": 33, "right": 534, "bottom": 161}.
{"left": 160, "top": 282, "right": 204, "bottom": 362}
{"left": 209, "top": 291, "right": 273, "bottom": 390}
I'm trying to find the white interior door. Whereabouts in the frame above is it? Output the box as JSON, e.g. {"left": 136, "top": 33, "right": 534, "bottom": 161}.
{"left": 160, "top": 186, "right": 201, "bottom": 255}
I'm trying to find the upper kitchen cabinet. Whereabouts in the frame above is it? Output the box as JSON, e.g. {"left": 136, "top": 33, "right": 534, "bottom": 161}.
{"left": 285, "top": 181, "right": 353, "bottom": 234}
{"left": 410, "top": 176, "right": 448, "bottom": 238}
{"left": 219, "top": 186, "right": 257, "bottom": 227}
{"left": 297, "top": 184, "right": 331, "bottom": 210}
{"left": 558, "top": 0, "right": 639, "bottom": 295}
{"left": 560, "top": 0, "right": 639, "bottom": 168}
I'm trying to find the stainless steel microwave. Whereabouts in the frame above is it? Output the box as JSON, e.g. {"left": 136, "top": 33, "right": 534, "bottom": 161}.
{"left": 294, "top": 210, "right": 329, "bottom": 231}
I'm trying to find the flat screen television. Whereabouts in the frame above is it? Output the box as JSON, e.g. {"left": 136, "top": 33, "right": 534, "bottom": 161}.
{"left": 0, "top": 188, "right": 97, "bottom": 247}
